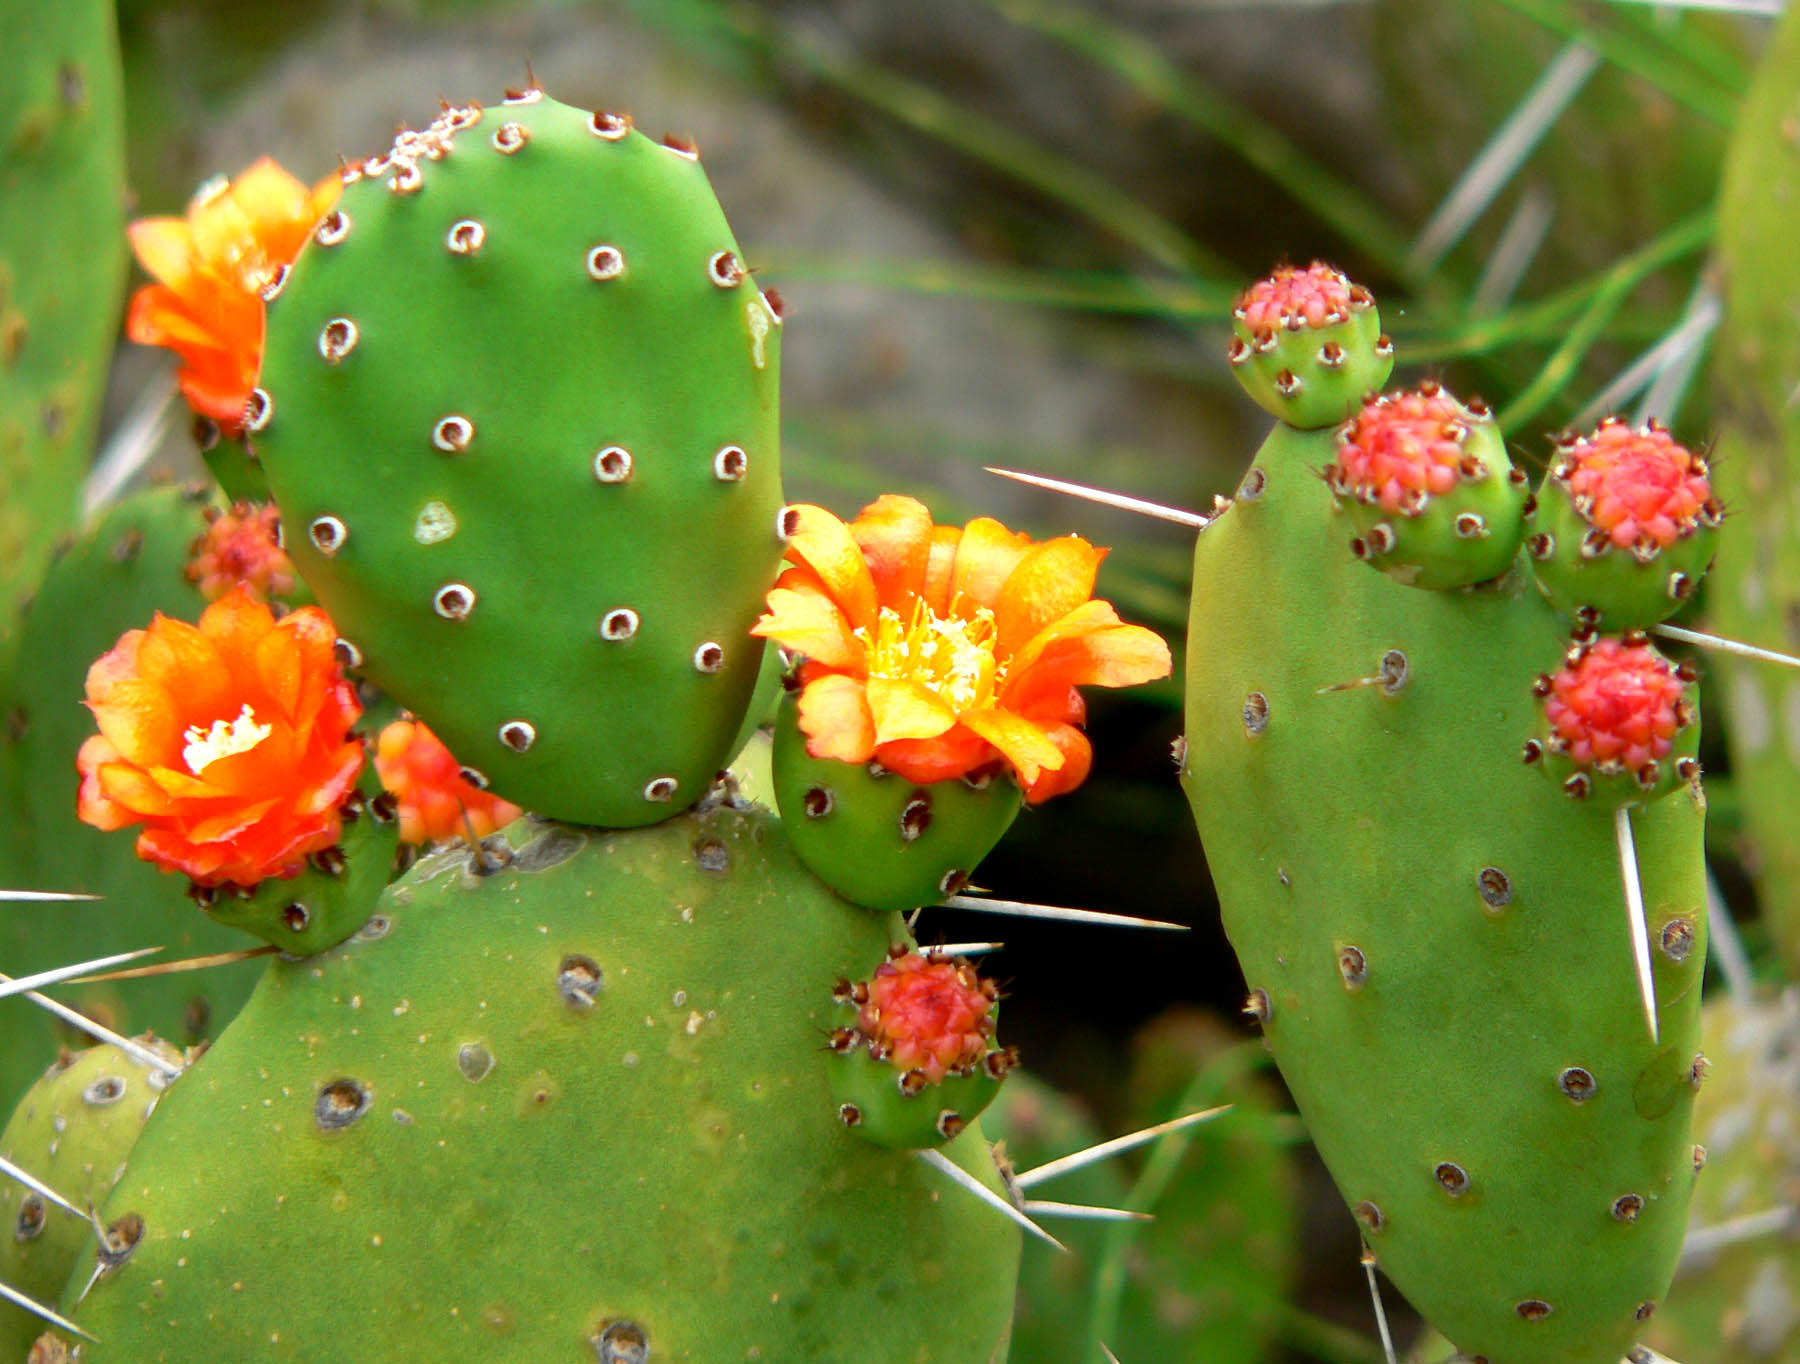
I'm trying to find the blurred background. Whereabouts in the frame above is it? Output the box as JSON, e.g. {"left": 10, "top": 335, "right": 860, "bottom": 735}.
{"left": 95, "top": 1, "right": 1775, "bottom": 1355}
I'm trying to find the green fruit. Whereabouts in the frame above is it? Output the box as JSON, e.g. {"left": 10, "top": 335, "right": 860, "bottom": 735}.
{"left": 1228, "top": 263, "right": 1393, "bottom": 430}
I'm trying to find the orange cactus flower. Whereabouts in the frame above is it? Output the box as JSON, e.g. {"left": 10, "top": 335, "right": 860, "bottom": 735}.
{"left": 374, "top": 718, "right": 524, "bottom": 847}
{"left": 126, "top": 158, "right": 341, "bottom": 432}
{"left": 76, "top": 587, "right": 364, "bottom": 887}
{"left": 752, "top": 495, "right": 1171, "bottom": 803}
{"left": 185, "top": 501, "right": 295, "bottom": 602}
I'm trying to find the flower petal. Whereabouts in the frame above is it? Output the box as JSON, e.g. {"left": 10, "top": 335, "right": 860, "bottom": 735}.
{"left": 127, "top": 218, "right": 195, "bottom": 291}
{"left": 993, "top": 535, "right": 1106, "bottom": 658}
{"left": 920, "top": 526, "right": 962, "bottom": 617}
{"left": 849, "top": 495, "right": 934, "bottom": 608}
{"left": 957, "top": 707, "right": 1065, "bottom": 787}
{"left": 950, "top": 518, "right": 1033, "bottom": 613}
{"left": 796, "top": 674, "right": 877, "bottom": 765}
{"left": 865, "top": 677, "right": 958, "bottom": 746}
{"left": 751, "top": 581, "right": 862, "bottom": 669}
{"left": 783, "top": 504, "right": 879, "bottom": 632}
{"left": 1023, "top": 724, "right": 1092, "bottom": 805}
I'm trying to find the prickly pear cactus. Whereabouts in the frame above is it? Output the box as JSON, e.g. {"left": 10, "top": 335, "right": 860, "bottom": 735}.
{"left": 1710, "top": 3, "right": 1800, "bottom": 974}
{"left": 1182, "top": 273, "right": 1708, "bottom": 1364}
{"left": 0, "top": 0, "right": 128, "bottom": 634}
{"left": 0, "top": 487, "right": 267, "bottom": 1112}
{"left": 254, "top": 93, "right": 784, "bottom": 828}
{"left": 62, "top": 809, "right": 1020, "bottom": 1362}
{"left": 0, "top": 1037, "right": 185, "bottom": 1361}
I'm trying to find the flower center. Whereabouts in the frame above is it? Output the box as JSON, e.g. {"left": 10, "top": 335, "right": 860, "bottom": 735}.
{"left": 182, "top": 703, "right": 272, "bottom": 775}
{"left": 857, "top": 599, "right": 1004, "bottom": 712}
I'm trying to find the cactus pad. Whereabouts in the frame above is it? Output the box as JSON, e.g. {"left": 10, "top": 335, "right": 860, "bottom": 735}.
{"left": 255, "top": 92, "right": 784, "bottom": 827}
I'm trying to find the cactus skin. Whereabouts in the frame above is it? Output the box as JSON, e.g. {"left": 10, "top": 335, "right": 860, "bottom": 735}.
{"left": 0, "top": 488, "right": 267, "bottom": 1112}
{"left": 0, "top": 1037, "right": 186, "bottom": 1360}
{"left": 0, "top": 0, "right": 127, "bottom": 634}
{"left": 63, "top": 807, "right": 1020, "bottom": 1361}
{"left": 772, "top": 695, "right": 1022, "bottom": 911}
{"left": 1709, "top": 5, "right": 1800, "bottom": 975}
{"left": 1182, "top": 417, "right": 1707, "bottom": 1364}
{"left": 255, "top": 93, "right": 783, "bottom": 829}
{"left": 1646, "top": 991, "right": 1800, "bottom": 1363}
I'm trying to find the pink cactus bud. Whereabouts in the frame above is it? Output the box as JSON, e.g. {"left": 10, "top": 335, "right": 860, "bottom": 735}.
{"left": 857, "top": 951, "right": 995, "bottom": 1084}
{"left": 1542, "top": 638, "right": 1689, "bottom": 771}
{"left": 1557, "top": 419, "right": 1715, "bottom": 554}
{"left": 1333, "top": 389, "right": 1478, "bottom": 516}
{"left": 1235, "top": 261, "right": 1367, "bottom": 335}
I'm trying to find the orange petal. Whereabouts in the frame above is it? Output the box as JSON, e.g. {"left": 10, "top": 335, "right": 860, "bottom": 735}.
{"left": 752, "top": 584, "right": 862, "bottom": 669}
{"left": 1005, "top": 599, "right": 1170, "bottom": 688}
{"left": 865, "top": 677, "right": 958, "bottom": 746}
{"left": 795, "top": 674, "right": 877, "bottom": 764}
{"left": 784, "top": 505, "right": 879, "bottom": 632}
{"left": 89, "top": 679, "right": 185, "bottom": 769}
{"left": 993, "top": 535, "right": 1106, "bottom": 657}
{"left": 950, "top": 518, "right": 1033, "bottom": 613}
{"left": 957, "top": 707, "right": 1065, "bottom": 786}
{"left": 849, "top": 495, "right": 934, "bottom": 609}
{"left": 96, "top": 761, "right": 181, "bottom": 816}
{"left": 127, "top": 218, "right": 196, "bottom": 291}
{"left": 875, "top": 727, "right": 995, "bottom": 785}
{"left": 76, "top": 736, "right": 135, "bottom": 830}
{"left": 920, "top": 526, "right": 962, "bottom": 617}
{"left": 1023, "top": 724, "right": 1092, "bottom": 805}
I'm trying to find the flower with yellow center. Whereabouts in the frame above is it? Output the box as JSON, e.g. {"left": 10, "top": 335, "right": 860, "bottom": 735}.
{"left": 752, "top": 495, "right": 1171, "bottom": 802}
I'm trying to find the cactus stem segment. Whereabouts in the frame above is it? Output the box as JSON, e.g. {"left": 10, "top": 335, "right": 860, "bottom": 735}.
{"left": 1651, "top": 621, "right": 1800, "bottom": 670}
{"left": 935, "top": 893, "right": 1187, "bottom": 932}
{"left": 1614, "top": 805, "right": 1661, "bottom": 1046}
{"left": 912, "top": 1147, "right": 1067, "bottom": 1253}
{"left": 1012, "top": 1104, "right": 1231, "bottom": 1189}
{"left": 983, "top": 466, "right": 1212, "bottom": 531}
{"left": 0, "top": 1277, "right": 94, "bottom": 1342}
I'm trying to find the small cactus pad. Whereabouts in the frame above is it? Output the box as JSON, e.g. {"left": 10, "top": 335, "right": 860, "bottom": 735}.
{"left": 772, "top": 692, "right": 1023, "bottom": 911}
{"left": 0, "top": 1038, "right": 186, "bottom": 1361}
{"left": 1326, "top": 384, "right": 1528, "bottom": 589}
{"left": 184, "top": 500, "right": 296, "bottom": 602}
{"left": 1527, "top": 418, "right": 1721, "bottom": 629}
{"left": 1227, "top": 263, "right": 1393, "bottom": 429}
{"left": 828, "top": 947, "right": 1014, "bottom": 1150}
{"left": 1524, "top": 635, "right": 1700, "bottom": 804}
{"left": 255, "top": 93, "right": 784, "bottom": 827}
{"left": 65, "top": 810, "right": 1019, "bottom": 1359}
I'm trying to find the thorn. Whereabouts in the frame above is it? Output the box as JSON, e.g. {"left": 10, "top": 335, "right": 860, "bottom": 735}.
{"left": 913, "top": 1148, "right": 1067, "bottom": 1253}
{"left": 924, "top": 942, "right": 1004, "bottom": 958}
{"left": 1653, "top": 623, "right": 1800, "bottom": 671}
{"left": 0, "top": 948, "right": 162, "bottom": 1001}
{"left": 1680, "top": 1205, "right": 1796, "bottom": 1266}
{"left": 1362, "top": 1245, "right": 1399, "bottom": 1364}
{"left": 1615, "top": 806, "right": 1660, "bottom": 1046}
{"left": 0, "top": 1277, "right": 97, "bottom": 1341}
{"left": 1100, "top": 1347, "right": 1122, "bottom": 1364}
{"left": 0, "top": 890, "right": 102, "bottom": 902}
{"left": 937, "top": 894, "right": 1187, "bottom": 932}
{"left": 0, "top": 971, "right": 184, "bottom": 1078}
{"left": 984, "top": 468, "right": 1211, "bottom": 531}
{"left": 1020, "top": 1199, "right": 1153, "bottom": 1222}
{"left": 65, "top": 943, "right": 277, "bottom": 983}
{"left": 1015, "top": 1106, "right": 1232, "bottom": 1189}
{"left": 0, "top": 1153, "right": 85, "bottom": 1218}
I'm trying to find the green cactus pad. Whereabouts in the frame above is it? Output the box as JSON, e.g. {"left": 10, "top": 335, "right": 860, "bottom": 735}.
{"left": 0, "top": 1037, "right": 186, "bottom": 1360}
{"left": 255, "top": 92, "right": 785, "bottom": 828}
{"left": 1228, "top": 263, "right": 1394, "bottom": 430}
{"left": 771, "top": 693, "right": 1023, "bottom": 911}
{"left": 65, "top": 809, "right": 1020, "bottom": 1361}
{"left": 1326, "top": 385, "right": 1529, "bottom": 590}
{"left": 1526, "top": 419, "right": 1720, "bottom": 630}
{"left": 0, "top": 487, "right": 268, "bottom": 1113}
{"left": 1184, "top": 420, "right": 1706, "bottom": 1364}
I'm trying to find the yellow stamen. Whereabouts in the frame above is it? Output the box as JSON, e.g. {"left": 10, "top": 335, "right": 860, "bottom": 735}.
{"left": 856, "top": 600, "right": 1005, "bottom": 711}
{"left": 182, "top": 703, "right": 272, "bottom": 775}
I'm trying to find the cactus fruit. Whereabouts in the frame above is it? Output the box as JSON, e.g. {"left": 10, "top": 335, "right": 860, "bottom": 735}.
{"left": 1325, "top": 384, "right": 1529, "bottom": 589}
{"left": 753, "top": 495, "right": 1169, "bottom": 910}
{"left": 0, "top": 1037, "right": 186, "bottom": 1360}
{"left": 0, "top": 0, "right": 128, "bottom": 632}
{"left": 1526, "top": 419, "right": 1720, "bottom": 630}
{"left": 58, "top": 809, "right": 1021, "bottom": 1361}
{"left": 1227, "top": 262, "right": 1394, "bottom": 430}
{"left": 1183, "top": 267, "right": 1708, "bottom": 1364}
{"left": 0, "top": 488, "right": 272, "bottom": 1111}
{"left": 772, "top": 696, "right": 1022, "bottom": 911}
{"left": 252, "top": 93, "right": 784, "bottom": 828}
{"left": 827, "top": 945, "right": 1015, "bottom": 1148}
